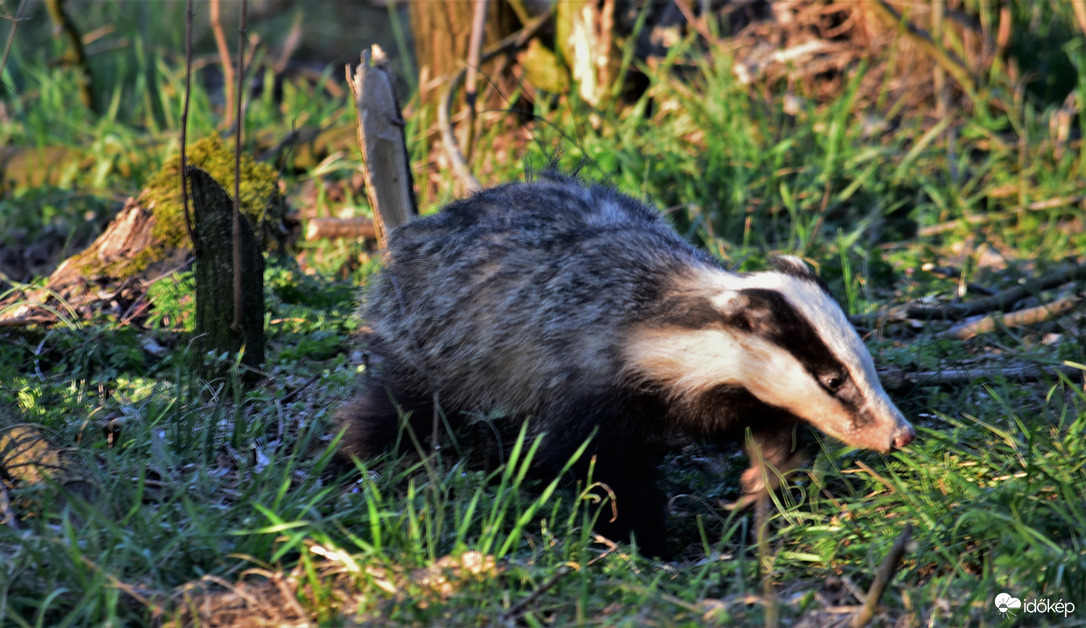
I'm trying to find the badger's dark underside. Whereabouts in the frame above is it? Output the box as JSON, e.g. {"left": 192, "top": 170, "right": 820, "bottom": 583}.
{"left": 334, "top": 353, "right": 809, "bottom": 557}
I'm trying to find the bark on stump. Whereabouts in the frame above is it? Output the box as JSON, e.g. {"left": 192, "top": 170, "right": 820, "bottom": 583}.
{"left": 187, "top": 167, "right": 265, "bottom": 380}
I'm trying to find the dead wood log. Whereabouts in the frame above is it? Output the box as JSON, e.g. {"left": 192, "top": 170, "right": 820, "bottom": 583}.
{"left": 304, "top": 217, "right": 377, "bottom": 241}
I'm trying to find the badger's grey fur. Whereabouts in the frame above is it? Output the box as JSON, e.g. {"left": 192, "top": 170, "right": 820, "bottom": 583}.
{"left": 335, "top": 174, "right": 914, "bottom": 555}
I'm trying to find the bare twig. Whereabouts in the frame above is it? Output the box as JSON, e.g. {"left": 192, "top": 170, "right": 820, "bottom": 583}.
{"left": 0, "top": 0, "right": 30, "bottom": 86}
{"left": 210, "top": 0, "right": 235, "bottom": 127}
{"left": 672, "top": 0, "right": 719, "bottom": 46}
{"left": 943, "top": 296, "right": 1080, "bottom": 340}
{"left": 180, "top": 0, "right": 197, "bottom": 249}
{"left": 44, "top": 0, "right": 95, "bottom": 110}
{"left": 0, "top": 315, "right": 54, "bottom": 328}
{"left": 279, "top": 372, "right": 323, "bottom": 405}
{"left": 439, "top": 10, "right": 552, "bottom": 192}
{"left": 499, "top": 565, "right": 573, "bottom": 622}
{"left": 851, "top": 523, "right": 912, "bottom": 628}
{"left": 461, "top": 0, "right": 489, "bottom": 162}
{"left": 232, "top": 0, "right": 248, "bottom": 331}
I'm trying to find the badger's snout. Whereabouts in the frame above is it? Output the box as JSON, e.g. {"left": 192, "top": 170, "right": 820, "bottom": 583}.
{"left": 891, "top": 422, "right": 915, "bottom": 449}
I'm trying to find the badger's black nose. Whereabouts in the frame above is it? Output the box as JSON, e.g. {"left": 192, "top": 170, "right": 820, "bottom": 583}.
{"left": 892, "top": 423, "right": 915, "bottom": 449}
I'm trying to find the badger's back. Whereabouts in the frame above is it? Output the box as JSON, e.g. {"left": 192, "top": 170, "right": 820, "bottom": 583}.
{"left": 364, "top": 176, "right": 717, "bottom": 421}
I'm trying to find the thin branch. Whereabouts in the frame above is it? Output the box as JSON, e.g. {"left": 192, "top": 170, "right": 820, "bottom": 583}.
{"left": 210, "top": 0, "right": 235, "bottom": 128}
{"left": 461, "top": 0, "right": 489, "bottom": 162}
{"left": 44, "top": 0, "right": 95, "bottom": 110}
{"left": 0, "top": 0, "right": 30, "bottom": 87}
{"left": 851, "top": 523, "right": 912, "bottom": 628}
{"left": 880, "top": 362, "right": 1083, "bottom": 393}
{"left": 232, "top": 0, "right": 248, "bottom": 331}
{"left": 439, "top": 10, "right": 552, "bottom": 192}
{"left": 903, "top": 263, "right": 1086, "bottom": 321}
{"left": 672, "top": 0, "right": 719, "bottom": 46}
{"left": 917, "top": 194, "right": 1086, "bottom": 237}
{"left": 499, "top": 566, "right": 573, "bottom": 622}
{"left": 179, "top": 0, "right": 196, "bottom": 249}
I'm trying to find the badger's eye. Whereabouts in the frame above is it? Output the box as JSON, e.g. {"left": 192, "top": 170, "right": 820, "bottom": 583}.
{"left": 822, "top": 373, "right": 845, "bottom": 393}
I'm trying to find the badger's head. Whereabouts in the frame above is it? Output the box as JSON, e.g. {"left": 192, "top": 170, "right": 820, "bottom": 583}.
{"left": 624, "top": 256, "right": 914, "bottom": 453}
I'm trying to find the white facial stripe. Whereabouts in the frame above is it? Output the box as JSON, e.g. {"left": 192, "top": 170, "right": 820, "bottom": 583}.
{"left": 623, "top": 325, "right": 857, "bottom": 436}
{"left": 699, "top": 267, "right": 882, "bottom": 396}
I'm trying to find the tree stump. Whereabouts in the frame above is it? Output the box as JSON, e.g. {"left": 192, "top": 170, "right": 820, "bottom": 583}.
{"left": 187, "top": 167, "right": 266, "bottom": 380}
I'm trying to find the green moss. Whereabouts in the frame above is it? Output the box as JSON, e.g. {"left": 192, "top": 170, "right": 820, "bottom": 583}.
{"left": 145, "top": 136, "right": 283, "bottom": 250}
{"left": 85, "top": 137, "right": 285, "bottom": 281}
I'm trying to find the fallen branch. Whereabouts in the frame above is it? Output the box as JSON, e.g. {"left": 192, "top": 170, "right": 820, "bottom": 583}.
{"left": 0, "top": 315, "right": 54, "bottom": 328}
{"left": 851, "top": 523, "right": 912, "bottom": 628}
{"left": 499, "top": 565, "right": 572, "bottom": 622}
{"left": 903, "top": 263, "right": 1086, "bottom": 321}
{"left": 880, "top": 362, "right": 1083, "bottom": 393}
{"left": 943, "top": 296, "right": 1080, "bottom": 340}
{"left": 460, "top": 0, "right": 489, "bottom": 162}
{"left": 304, "top": 217, "right": 377, "bottom": 241}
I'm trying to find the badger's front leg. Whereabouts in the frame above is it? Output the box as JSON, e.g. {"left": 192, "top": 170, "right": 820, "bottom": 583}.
{"left": 729, "top": 422, "right": 808, "bottom": 510}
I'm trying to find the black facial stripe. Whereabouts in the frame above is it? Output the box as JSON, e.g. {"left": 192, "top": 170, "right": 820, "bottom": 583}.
{"left": 731, "top": 288, "right": 863, "bottom": 415}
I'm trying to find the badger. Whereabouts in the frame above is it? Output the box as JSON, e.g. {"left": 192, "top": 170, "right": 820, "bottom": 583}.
{"left": 334, "top": 174, "right": 914, "bottom": 555}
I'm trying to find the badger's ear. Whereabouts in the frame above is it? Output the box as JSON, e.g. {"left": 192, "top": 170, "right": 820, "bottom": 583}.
{"left": 770, "top": 255, "right": 815, "bottom": 279}
{"left": 713, "top": 290, "right": 775, "bottom": 334}
{"left": 771, "top": 255, "right": 832, "bottom": 293}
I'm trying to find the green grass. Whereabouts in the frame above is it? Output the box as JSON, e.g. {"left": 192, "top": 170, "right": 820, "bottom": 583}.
{"left": 2, "top": 2, "right": 1086, "bottom": 626}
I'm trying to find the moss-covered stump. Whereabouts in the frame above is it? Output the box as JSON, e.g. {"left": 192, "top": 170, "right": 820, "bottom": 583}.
{"left": 0, "top": 137, "right": 287, "bottom": 324}
{"left": 188, "top": 167, "right": 266, "bottom": 379}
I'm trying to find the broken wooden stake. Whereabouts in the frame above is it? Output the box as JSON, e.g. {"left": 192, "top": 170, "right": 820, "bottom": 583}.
{"left": 346, "top": 45, "right": 418, "bottom": 250}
